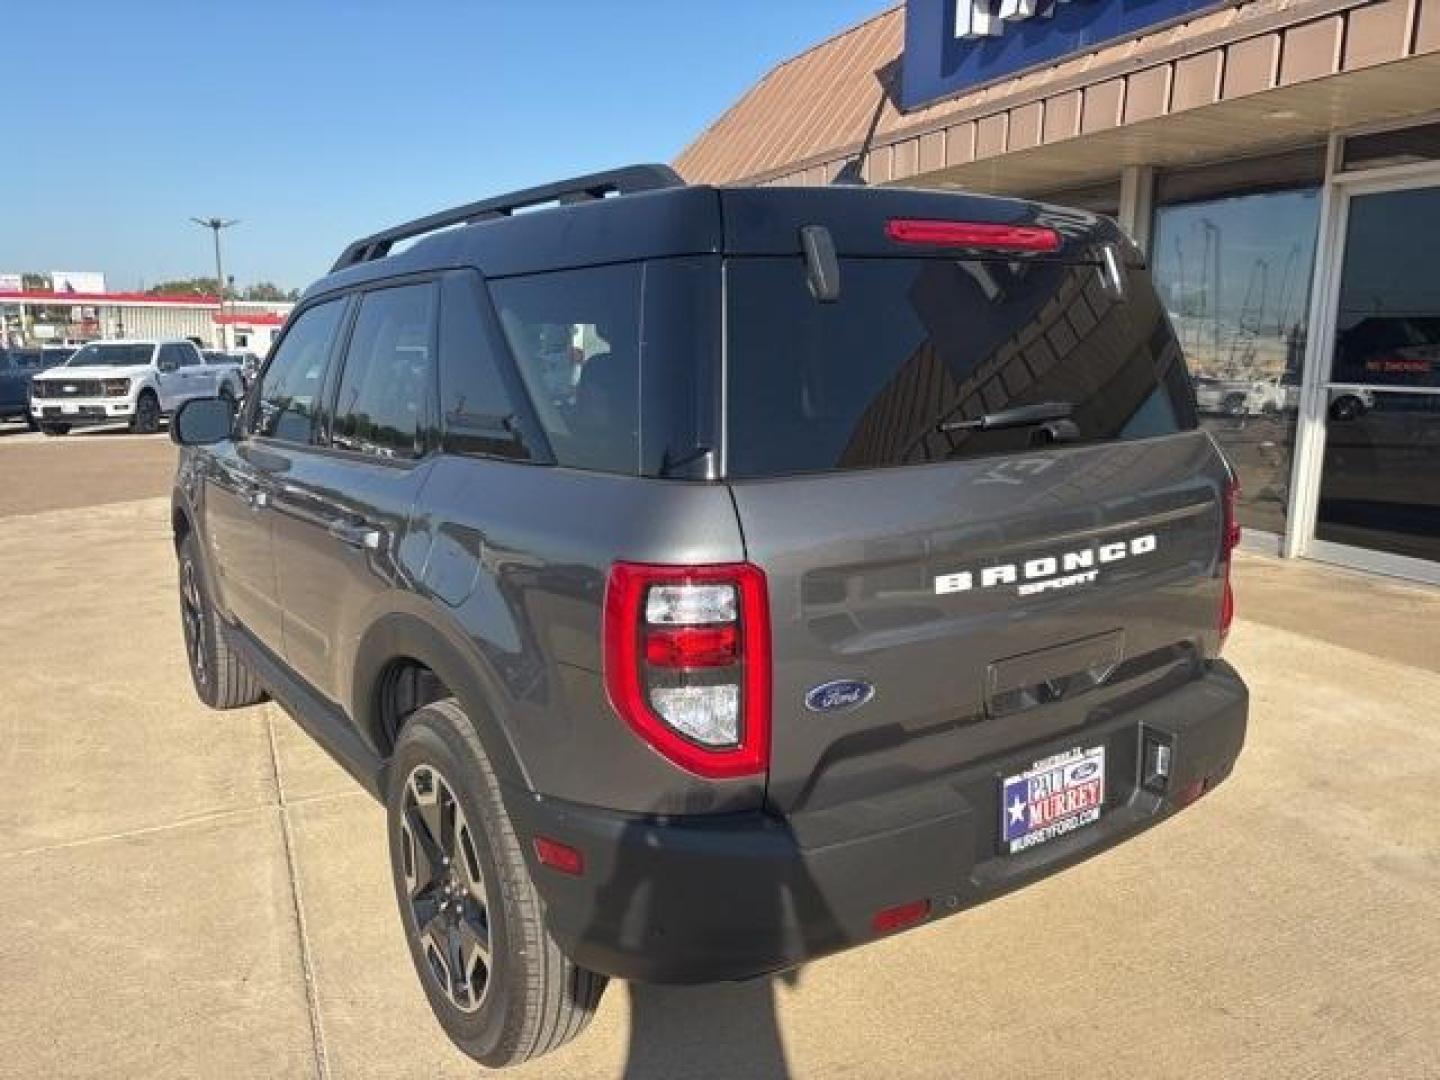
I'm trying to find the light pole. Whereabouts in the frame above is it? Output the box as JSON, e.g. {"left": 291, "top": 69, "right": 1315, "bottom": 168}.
{"left": 191, "top": 217, "right": 238, "bottom": 348}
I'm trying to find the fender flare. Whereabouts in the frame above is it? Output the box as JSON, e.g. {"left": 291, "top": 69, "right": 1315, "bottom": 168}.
{"left": 349, "top": 610, "right": 531, "bottom": 793}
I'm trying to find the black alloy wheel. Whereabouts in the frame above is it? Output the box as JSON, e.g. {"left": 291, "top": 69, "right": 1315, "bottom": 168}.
{"left": 179, "top": 554, "right": 209, "bottom": 692}
{"left": 398, "top": 763, "right": 495, "bottom": 1015}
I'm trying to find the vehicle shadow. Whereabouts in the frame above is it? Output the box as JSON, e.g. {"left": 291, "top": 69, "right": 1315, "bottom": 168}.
{"left": 621, "top": 975, "right": 798, "bottom": 1080}
{"left": 583, "top": 811, "right": 839, "bottom": 1080}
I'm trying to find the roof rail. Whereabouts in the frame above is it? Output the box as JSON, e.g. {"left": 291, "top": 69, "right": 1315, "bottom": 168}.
{"left": 329, "top": 163, "right": 685, "bottom": 272}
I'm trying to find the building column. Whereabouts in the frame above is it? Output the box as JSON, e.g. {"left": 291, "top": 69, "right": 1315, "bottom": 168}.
{"left": 1117, "top": 165, "right": 1155, "bottom": 251}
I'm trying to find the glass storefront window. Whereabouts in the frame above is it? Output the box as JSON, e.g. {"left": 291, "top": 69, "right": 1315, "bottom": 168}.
{"left": 1150, "top": 187, "right": 1322, "bottom": 536}
{"left": 1316, "top": 184, "right": 1440, "bottom": 567}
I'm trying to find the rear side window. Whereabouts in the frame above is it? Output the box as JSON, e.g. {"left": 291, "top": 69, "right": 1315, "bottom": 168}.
{"left": 252, "top": 300, "right": 344, "bottom": 443}
{"left": 491, "top": 264, "right": 640, "bottom": 474}
{"left": 437, "top": 274, "right": 529, "bottom": 461}
{"left": 331, "top": 283, "right": 437, "bottom": 460}
{"left": 725, "top": 257, "right": 1195, "bottom": 477}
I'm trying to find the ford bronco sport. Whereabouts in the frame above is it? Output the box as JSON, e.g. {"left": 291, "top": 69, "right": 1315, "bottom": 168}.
{"left": 170, "top": 164, "right": 1248, "bottom": 1068}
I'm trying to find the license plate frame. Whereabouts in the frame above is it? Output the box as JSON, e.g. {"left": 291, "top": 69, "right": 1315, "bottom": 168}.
{"left": 1000, "top": 745, "right": 1105, "bottom": 855}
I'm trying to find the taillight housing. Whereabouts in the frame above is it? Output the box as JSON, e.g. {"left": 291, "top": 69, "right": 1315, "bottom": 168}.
{"left": 885, "top": 218, "right": 1061, "bottom": 253}
{"left": 603, "top": 562, "right": 770, "bottom": 779}
{"left": 1219, "top": 476, "right": 1241, "bottom": 645}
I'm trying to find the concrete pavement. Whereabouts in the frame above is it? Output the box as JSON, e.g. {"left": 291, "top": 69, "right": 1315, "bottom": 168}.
{"left": 1, "top": 434, "right": 1438, "bottom": 1078}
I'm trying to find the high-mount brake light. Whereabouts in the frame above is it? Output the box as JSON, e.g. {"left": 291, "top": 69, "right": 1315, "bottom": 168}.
{"left": 1219, "top": 477, "right": 1241, "bottom": 645}
{"left": 604, "top": 563, "right": 771, "bottom": 779}
{"left": 885, "top": 218, "right": 1061, "bottom": 253}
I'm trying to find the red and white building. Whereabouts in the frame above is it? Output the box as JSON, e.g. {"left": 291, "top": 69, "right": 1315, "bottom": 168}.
{"left": 0, "top": 290, "right": 292, "bottom": 353}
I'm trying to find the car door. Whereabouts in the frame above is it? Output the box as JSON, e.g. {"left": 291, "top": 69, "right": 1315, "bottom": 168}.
{"left": 169, "top": 342, "right": 211, "bottom": 406}
{"left": 267, "top": 279, "right": 441, "bottom": 701}
{"left": 201, "top": 299, "right": 348, "bottom": 655}
{"left": 153, "top": 344, "right": 190, "bottom": 410}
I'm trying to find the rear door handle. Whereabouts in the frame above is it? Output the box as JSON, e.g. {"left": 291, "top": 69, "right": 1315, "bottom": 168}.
{"left": 328, "top": 520, "right": 381, "bottom": 550}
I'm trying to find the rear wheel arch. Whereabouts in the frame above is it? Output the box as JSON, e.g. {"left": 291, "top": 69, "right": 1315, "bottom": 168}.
{"left": 351, "top": 612, "right": 531, "bottom": 792}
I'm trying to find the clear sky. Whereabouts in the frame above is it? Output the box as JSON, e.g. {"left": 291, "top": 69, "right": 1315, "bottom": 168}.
{"left": 3, "top": 1, "right": 886, "bottom": 293}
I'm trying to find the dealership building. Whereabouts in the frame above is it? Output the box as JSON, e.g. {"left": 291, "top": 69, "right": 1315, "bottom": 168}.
{"left": 678, "top": 0, "right": 1440, "bottom": 585}
{"left": 0, "top": 289, "right": 291, "bottom": 354}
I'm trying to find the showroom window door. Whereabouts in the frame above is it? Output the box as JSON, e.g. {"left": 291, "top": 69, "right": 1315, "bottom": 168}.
{"left": 1292, "top": 170, "right": 1440, "bottom": 585}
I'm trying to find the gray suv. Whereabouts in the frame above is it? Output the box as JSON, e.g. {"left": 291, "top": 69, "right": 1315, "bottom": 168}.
{"left": 170, "top": 165, "right": 1248, "bottom": 1068}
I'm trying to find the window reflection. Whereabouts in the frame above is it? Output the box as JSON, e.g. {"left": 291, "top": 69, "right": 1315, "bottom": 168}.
{"left": 1151, "top": 187, "right": 1321, "bottom": 535}
{"left": 1331, "top": 187, "right": 1440, "bottom": 389}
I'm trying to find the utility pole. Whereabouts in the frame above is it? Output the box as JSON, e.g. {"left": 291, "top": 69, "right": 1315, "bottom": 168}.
{"left": 191, "top": 217, "right": 238, "bottom": 348}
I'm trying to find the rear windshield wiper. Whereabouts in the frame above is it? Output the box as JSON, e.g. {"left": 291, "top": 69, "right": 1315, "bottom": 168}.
{"left": 938, "top": 401, "right": 1073, "bottom": 433}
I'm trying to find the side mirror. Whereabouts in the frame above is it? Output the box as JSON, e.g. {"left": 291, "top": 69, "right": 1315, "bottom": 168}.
{"left": 171, "top": 396, "right": 235, "bottom": 447}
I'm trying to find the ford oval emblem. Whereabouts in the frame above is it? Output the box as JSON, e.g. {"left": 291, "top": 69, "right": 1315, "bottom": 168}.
{"left": 805, "top": 679, "right": 875, "bottom": 713}
{"left": 1070, "top": 761, "right": 1099, "bottom": 781}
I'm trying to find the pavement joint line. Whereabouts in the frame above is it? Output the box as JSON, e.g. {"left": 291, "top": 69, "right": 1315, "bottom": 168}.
{"left": 0, "top": 788, "right": 368, "bottom": 862}
{"left": 0, "top": 802, "right": 273, "bottom": 861}
{"left": 267, "top": 710, "right": 333, "bottom": 1080}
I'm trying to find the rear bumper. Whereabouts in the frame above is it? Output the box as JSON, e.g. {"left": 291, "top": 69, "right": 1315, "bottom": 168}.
{"left": 510, "top": 661, "right": 1247, "bottom": 984}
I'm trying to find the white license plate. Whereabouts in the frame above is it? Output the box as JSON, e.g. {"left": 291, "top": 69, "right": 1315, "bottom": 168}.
{"left": 1000, "top": 745, "right": 1105, "bottom": 854}
{"left": 61, "top": 402, "right": 80, "bottom": 415}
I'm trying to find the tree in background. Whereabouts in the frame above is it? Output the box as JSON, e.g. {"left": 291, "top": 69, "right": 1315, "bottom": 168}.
{"left": 145, "top": 278, "right": 297, "bottom": 301}
{"left": 242, "top": 281, "right": 300, "bottom": 302}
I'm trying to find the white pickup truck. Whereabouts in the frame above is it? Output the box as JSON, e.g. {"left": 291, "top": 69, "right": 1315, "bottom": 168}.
{"left": 30, "top": 339, "right": 244, "bottom": 435}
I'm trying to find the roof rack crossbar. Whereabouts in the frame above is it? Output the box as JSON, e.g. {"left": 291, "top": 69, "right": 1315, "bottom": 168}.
{"left": 330, "top": 163, "right": 685, "bottom": 272}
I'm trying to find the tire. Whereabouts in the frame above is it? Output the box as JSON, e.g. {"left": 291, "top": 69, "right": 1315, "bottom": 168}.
{"left": 25, "top": 410, "right": 38, "bottom": 432}
{"left": 387, "top": 700, "right": 606, "bottom": 1068}
{"left": 129, "top": 390, "right": 161, "bottom": 434}
{"left": 178, "top": 532, "right": 266, "bottom": 709}
{"left": 1329, "top": 394, "right": 1363, "bottom": 423}
{"left": 40, "top": 423, "right": 70, "bottom": 436}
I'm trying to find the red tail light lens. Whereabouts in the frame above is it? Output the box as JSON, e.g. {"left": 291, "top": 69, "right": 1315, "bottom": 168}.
{"left": 885, "top": 218, "right": 1061, "bottom": 252}
{"left": 1219, "top": 477, "right": 1241, "bottom": 645}
{"left": 603, "top": 562, "right": 771, "bottom": 779}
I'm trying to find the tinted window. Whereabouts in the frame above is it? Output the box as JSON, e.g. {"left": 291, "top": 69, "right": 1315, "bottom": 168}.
{"left": 159, "top": 344, "right": 196, "bottom": 369}
{"left": 331, "top": 283, "right": 437, "bottom": 460}
{"left": 725, "top": 257, "right": 1195, "bottom": 477}
{"left": 253, "top": 300, "right": 343, "bottom": 443}
{"left": 437, "top": 274, "right": 528, "bottom": 460}
{"left": 1331, "top": 187, "right": 1440, "bottom": 389}
{"left": 491, "top": 264, "right": 640, "bottom": 474}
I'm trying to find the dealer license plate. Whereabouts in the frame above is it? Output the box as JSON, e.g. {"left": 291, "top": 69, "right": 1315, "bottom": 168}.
{"left": 61, "top": 402, "right": 79, "bottom": 415}
{"left": 1000, "top": 745, "right": 1105, "bottom": 854}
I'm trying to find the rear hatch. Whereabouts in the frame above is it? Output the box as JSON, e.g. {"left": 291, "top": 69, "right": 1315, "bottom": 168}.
{"left": 718, "top": 189, "right": 1232, "bottom": 815}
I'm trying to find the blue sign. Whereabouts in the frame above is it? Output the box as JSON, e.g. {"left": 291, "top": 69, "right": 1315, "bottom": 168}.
{"left": 902, "top": 0, "right": 1223, "bottom": 110}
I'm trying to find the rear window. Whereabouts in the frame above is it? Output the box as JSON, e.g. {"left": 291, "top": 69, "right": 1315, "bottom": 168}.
{"left": 725, "top": 257, "right": 1195, "bottom": 477}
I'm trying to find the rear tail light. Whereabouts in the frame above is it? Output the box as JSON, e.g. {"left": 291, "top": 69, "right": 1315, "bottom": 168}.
{"left": 603, "top": 562, "right": 770, "bottom": 779}
{"left": 885, "top": 218, "right": 1061, "bottom": 253}
{"left": 1219, "top": 477, "right": 1241, "bottom": 645}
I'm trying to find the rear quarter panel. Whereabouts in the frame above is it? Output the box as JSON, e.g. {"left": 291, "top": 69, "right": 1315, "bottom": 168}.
{"left": 396, "top": 456, "right": 757, "bottom": 815}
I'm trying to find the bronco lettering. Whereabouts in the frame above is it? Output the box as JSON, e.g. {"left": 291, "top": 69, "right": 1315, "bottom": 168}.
{"left": 935, "top": 534, "right": 1158, "bottom": 595}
